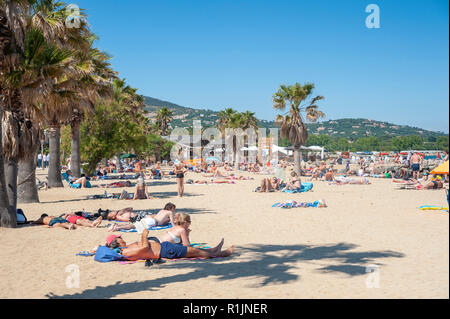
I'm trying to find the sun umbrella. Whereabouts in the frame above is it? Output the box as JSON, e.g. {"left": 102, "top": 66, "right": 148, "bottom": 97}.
{"left": 120, "top": 153, "right": 137, "bottom": 159}
{"left": 430, "top": 160, "right": 449, "bottom": 175}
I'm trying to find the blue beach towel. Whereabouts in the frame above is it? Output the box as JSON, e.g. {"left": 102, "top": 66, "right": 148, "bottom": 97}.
{"left": 283, "top": 182, "right": 313, "bottom": 193}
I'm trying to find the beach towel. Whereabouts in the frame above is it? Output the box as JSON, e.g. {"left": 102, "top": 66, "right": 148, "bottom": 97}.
{"left": 94, "top": 246, "right": 128, "bottom": 262}
{"left": 117, "top": 223, "right": 173, "bottom": 232}
{"left": 272, "top": 199, "right": 327, "bottom": 209}
{"left": 282, "top": 182, "right": 314, "bottom": 193}
{"left": 418, "top": 205, "right": 449, "bottom": 211}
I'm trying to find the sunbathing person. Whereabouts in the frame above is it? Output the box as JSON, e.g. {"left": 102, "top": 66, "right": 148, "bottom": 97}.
{"left": 108, "top": 203, "right": 176, "bottom": 233}
{"left": 133, "top": 177, "right": 150, "bottom": 200}
{"left": 192, "top": 179, "right": 235, "bottom": 184}
{"left": 282, "top": 172, "right": 302, "bottom": 191}
{"left": 32, "top": 214, "right": 76, "bottom": 230}
{"left": 424, "top": 176, "right": 444, "bottom": 190}
{"left": 259, "top": 177, "right": 280, "bottom": 192}
{"left": 99, "top": 180, "right": 133, "bottom": 188}
{"left": 99, "top": 207, "right": 135, "bottom": 222}
{"left": 65, "top": 170, "right": 89, "bottom": 188}
{"left": 333, "top": 176, "right": 371, "bottom": 185}
{"left": 159, "top": 213, "right": 225, "bottom": 254}
{"left": 62, "top": 213, "right": 103, "bottom": 228}
{"left": 115, "top": 228, "right": 234, "bottom": 261}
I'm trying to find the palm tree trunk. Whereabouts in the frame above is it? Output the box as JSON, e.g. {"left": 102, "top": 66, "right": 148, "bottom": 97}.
{"left": 293, "top": 145, "right": 302, "bottom": 176}
{"left": 70, "top": 121, "right": 81, "bottom": 178}
{"left": 0, "top": 108, "right": 16, "bottom": 227}
{"left": 17, "top": 153, "right": 39, "bottom": 203}
{"left": 47, "top": 126, "right": 63, "bottom": 187}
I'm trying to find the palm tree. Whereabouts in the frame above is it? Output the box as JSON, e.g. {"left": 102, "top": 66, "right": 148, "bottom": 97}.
{"left": 273, "top": 82, "right": 325, "bottom": 175}
{"left": 0, "top": 0, "right": 35, "bottom": 225}
{"left": 155, "top": 106, "right": 173, "bottom": 136}
{"left": 240, "top": 110, "right": 258, "bottom": 163}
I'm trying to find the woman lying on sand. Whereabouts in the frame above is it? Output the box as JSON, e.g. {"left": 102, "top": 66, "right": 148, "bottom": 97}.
{"left": 99, "top": 180, "right": 133, "bottom": 188}
{"left": 99, "top": 207, "right": 136, "bottom": 222}
{"left": 159, "top": 213, "right": 224, "bottom": 254}
{"left": 61, "top": 213, "right": 103, "bottom": 228}
{"left": 107, "top": 203, "right": 176, "bottom": 233}
{"left": 332, "top": 176, "right": 371, "bottom": 185}
{"left": 108, "top": 228, "right": 234, "bottom": 260}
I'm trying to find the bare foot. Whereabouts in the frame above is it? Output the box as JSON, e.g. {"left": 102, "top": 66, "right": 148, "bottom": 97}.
{"left": 107, "top": 223, "right": 117, "bottom": 232}
{"left": 212, "top": 238, "right": 224, "bottom": 253}
{"left": 93, "top": 216, "right": 103, "bottom": 228}
{"left": 220, "top": 245, "right": 235, "bottom": 257}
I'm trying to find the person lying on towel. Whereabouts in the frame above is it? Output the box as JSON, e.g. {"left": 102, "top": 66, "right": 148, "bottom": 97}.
{"left": 107, "top": 203, "right": 176, "bottom": 233}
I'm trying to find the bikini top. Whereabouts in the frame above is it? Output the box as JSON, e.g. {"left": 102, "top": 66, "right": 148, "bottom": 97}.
{"left": 168, "top": 231, "right": 181, "bottom": 244}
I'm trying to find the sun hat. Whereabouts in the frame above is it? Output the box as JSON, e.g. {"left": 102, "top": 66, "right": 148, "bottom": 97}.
{"left": 106, "top": 234, "right": 122, "bottom": 247}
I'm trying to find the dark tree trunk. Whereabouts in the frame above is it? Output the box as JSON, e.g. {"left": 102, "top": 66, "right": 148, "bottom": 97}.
{"left": 4, "top": 157, "right": 18, "bottom": 213}
{"left": 70, "top": 121, "right": 81, "bottom": 178}
{"left": 293, "top": 145, "right": 302, "bottom": 176}
{"left": 0, "top": 108, "right": 16, "bottom": 228}
{"left": 17, "top": 154, "right": 39, "bottom": 203}
{"left": 48, "top": 126, "right": 63, "bottom": 187}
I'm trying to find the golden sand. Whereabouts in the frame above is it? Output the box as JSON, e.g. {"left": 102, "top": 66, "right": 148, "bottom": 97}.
{"left": 0, "top": 168, "right": 448, "bottom": 298}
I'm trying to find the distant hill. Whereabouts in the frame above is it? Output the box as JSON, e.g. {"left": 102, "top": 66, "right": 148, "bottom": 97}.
{"left": 143, "top": 96, "right": 447, "bottom": 140}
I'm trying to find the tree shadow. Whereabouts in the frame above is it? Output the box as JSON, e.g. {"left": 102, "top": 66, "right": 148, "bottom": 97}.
{"left": 46, "top": 242, "right": 404, "bottom": 299}
{"left": 150, "top": 192, "right": 203, "bottom": 199}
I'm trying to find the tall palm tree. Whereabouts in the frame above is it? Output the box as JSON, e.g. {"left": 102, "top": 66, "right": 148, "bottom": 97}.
{"left": 155, "top": 106, "right": 173, "bottom": 136}
{"left": 0, "top": 0, "right": 36, "bottom": 226}
{"left": 240, "top": 110, "right": 258, "bottom": 163}
{"left": 273, "top": 82, "right": 325, "bottom": 175}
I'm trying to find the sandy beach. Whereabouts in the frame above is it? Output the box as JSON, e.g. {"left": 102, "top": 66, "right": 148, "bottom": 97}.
{"left": 0, "top": 167, "right": 448, "bottom": 299}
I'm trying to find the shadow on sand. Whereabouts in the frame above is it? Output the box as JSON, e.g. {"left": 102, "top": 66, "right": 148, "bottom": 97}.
{"left": 46, "top": 242, "right": 404, "bottom": 298}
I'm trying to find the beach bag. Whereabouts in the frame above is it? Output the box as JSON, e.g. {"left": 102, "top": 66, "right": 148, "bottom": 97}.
{"left": 94, "top": 246, "right": 126, "bottom": 263}
{"left": 16, "top": 209, "right": 27, "bottom": 225}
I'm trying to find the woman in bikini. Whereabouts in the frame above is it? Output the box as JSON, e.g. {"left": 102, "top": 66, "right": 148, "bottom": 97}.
{"left": 282, "top": 171, "right": 302, "bottom": 191}
{"left": 173, "top": 163, "right": 188, "bottom": 197}
{"left": 159, "top": 213, "right": 225, "bottom": 254}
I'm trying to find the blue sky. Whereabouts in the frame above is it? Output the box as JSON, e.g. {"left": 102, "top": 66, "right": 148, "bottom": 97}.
{"left": 74, "top": 0, "right": 449, "bottom": 133}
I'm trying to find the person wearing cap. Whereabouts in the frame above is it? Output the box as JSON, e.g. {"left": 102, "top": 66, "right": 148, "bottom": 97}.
{"left": 424, "top": 175, "right": 444, "bottom": 190}
{"left": 112, "top": 229, "right": 235, "bottom": 261}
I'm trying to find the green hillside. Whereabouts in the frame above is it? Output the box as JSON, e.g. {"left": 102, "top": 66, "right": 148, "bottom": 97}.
{"left": 143, "top": 96, "right": 447, "bottom": 141}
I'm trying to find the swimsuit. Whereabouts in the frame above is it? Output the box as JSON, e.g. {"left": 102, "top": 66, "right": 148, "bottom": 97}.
{"left": 134, "top": 217, "right": 158, "bottom": 234}
{"left": 49, "top": 217, "right": 70, "bottom": 227}
{"left": 167, "top": 231, "right": 181, "bottom": 244}
{"left": 176, "top": 173, "right": 184, "bottom": 178}
{"left": 67, "top": 215, "right": 84, "bottom": 224}
{"left": 159, "top": 241, "right": 187, "bottom": 259}
{"left": 411, "top": 163, "right": 420, "bottom": 172}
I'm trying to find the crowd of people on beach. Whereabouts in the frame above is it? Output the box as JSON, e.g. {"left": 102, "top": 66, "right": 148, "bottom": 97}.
{"left": 29, "top": 150, "right": 448, "bottom": 264}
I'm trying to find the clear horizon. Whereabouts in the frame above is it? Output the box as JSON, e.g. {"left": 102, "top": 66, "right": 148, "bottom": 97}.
{"left": 74, "top": 0, "right": 449, "bottom": 134}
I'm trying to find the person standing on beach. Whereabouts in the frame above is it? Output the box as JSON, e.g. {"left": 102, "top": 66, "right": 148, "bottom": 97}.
{"left": 410, "top": 152, "right": 423, "bottom": 180}
{"left": 173, "top": 163, "right": 188, "bottom": 197}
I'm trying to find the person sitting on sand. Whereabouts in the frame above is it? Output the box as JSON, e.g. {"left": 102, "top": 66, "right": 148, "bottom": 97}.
{"left": 111, "top": 228, "right": 234, "bottom": 261}
{"left": 65, "top": 170, "right": 89, "bottom": 188}
{"left": 32, "top": 214, "right": 76, "bottom": 230}
{"left": 61, "top": 213, "right": 103, "bottom": 228}
{"left": 259, "top": 176, "right": 280, "bottom": 192}
{"left": 132, "top": 177, "right": 150, "bottom": 200}
{"left": 108, "top": 203, "right": 176, "bottom": 233}
{"left": 282, "top": 171, "right": 302, "bottom": 191}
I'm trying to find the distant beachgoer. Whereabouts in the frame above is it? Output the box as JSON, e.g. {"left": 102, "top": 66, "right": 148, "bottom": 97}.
{"left": 62, "top": 213, "right": 103, "bottom": 228}
{"left": 410, "top": 152, "right": 423, "bottom": 180}
{"left": 132, "top": 177, "right": 150, "bottom": 200}
{"left": 282, "top": 171, "right": 302, "bottom": 191}
{"left": 32, "top": 214, "right": 76, "bottom": 230}
{"left": 108, "top": 203, "right": 176, "bottom": 233}
{"left": 173, "top": 163, "right": 188, "bottom": 197}
{"left": 259, "top": 177, "right": 280, "bottom": 192}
